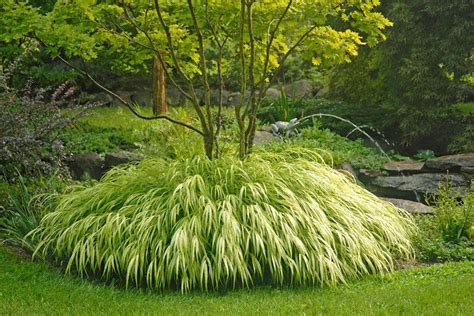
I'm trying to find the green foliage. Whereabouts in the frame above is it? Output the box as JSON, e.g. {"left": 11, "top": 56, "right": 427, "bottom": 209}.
{"left": 431, "top": 183, "right": 474, "bottom": 243}
{"left": 413, "top": 183, "right": 474, "bottom": 262}
{"left": 262, "top": 122, "right": 389, "bottom": 169}
{"left": 261, "top": 96, "right": 473, "bottom": 155}
{"left": 328, "top": 0, "right": 474, "bottom": 154}
{"left": 31, "top": 148, "right": 414, "bottom": 291}
{"left": 58, "top": 123, "right": 133, "bottom": 155}
{"left": 0, "top": 51, "right": 92, "bottom": 179}
{"left": 331, "top": 0, "right": 473, "bottom": 107}
{"left": 2, "top": 245, "right": 474, "bottom": 315}
{"left": 70, "top": 106, "right": 215, "bottom": 159}
{"left": 1, "top": 0, "right": 393, "bottom": 158}
{"left": 0, "top": 174, "right": 65, "bottom": 252}
{"left": 265, "top": 89, "right": 303, "bottom": 122}
{"left": 413, "top": 150, "right": 435, "bottom": 162}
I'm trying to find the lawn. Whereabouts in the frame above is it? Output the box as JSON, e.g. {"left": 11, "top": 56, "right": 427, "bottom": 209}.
{"left": 1, "top": 246, "right": 473, "bottom": 315}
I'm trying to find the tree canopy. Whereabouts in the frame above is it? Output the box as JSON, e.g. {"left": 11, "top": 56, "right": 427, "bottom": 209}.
{"left": 1, "top": 0, "right": 392, "bottom": 158}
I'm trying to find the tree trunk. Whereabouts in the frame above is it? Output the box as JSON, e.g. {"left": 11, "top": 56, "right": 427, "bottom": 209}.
{"left": 152, "top": 56, "right": 168, "bottom": 115}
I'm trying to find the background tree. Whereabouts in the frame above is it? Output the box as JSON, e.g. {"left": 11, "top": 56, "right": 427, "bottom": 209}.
{"left": 328, "top": 0, "right": 474, "bottom": 153}
{"left": 1, "top": 0, "right": 392, "bottom": 159}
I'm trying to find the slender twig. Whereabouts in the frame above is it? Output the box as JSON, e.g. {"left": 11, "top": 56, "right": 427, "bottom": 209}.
{"left": 204, "top": 1, "right": 230, "bottom": 158}
{"left": 243, "top": 1, "right": 257, "bottom": 153}
{"left": 258, "top": 24, "right": 318, "bottom": 94}
{"left": 258, "top": 0, "right": 292, "bottom": 98}
{"left": 110, "top": 5, "right": 195, "bottom": 102}
{"left": 236, "top": 0, "right": 247, "bottom": 158}
{"left": 187, "top": 0, "right": 214, "bottom": 138}
{"left": 153, "top": 0, "right": 209, "bottom": 136}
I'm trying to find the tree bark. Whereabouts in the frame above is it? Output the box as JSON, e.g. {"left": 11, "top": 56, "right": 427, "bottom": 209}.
{"left": 152, "top": 55, "right": 168, "bottom": 115}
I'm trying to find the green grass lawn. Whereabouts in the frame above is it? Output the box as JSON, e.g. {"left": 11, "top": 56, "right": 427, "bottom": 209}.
{"left": 1, "top": 247, "right": 473, "bottom": 315}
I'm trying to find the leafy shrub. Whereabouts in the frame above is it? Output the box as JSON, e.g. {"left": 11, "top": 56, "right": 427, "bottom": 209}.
{"left": 30, "top": 149, "right": 414, "bottom": 291}
{"left": 413, "top": 183, "right": 474, "bottom": 262}
{"left": 431, "top": 183, "right": 474, "bottom": 243}
{"left": 0, "top": 52, "right": 97, "bottom": 179}
{"left": 413, "top": 150, "right": 435, "bottom": 161}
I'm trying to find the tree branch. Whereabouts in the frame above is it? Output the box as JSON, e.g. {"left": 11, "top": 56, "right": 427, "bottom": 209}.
{"left": 259, "top": 0, "right": 293, "bottom": 97}
{"left": 56, "top": 54, "right": 204, "bottom": 136}
{"left": 153, "top": 0, "right": 209, "bottom": 135}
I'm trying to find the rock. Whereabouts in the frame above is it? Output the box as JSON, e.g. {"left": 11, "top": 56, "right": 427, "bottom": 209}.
{"left": 283, "top": 80, "right": 315, "bottom": 98}
{"left": 259, "top": 125, "right": 274, "bottom": 133}
{"left": 104, "top": 151, "right": 142, "bottom": 169}
{"left": 316, "top": 86, "right": 329, "bottom": 98}
{"left": 265, "top": 88, "right": 282, "bottom": 99}
{"left": 210, "top": 89, "right": 230, "bottom": 106}
{"left": 227, "top": 92, "right": 250, "bottom": 106}
{"left": 371, "top": 173, "right": 470, "bottom": 201}
{"left": 253, "top": 131, "right": 277, "bottom": 146}
{"left": 424, "top": 153, "right": 474, "bottom": 171}
{"left": 167, "top": 86, "right": 186, "bottom": 105}
{"left": 66, "top": 152, "right": 105, "bottom": 180}
{"left": 131, "top": 88, "right": 152, "bottom": 106}
{"left": 337, "top": 162, "right": 358, "bottom": 179}
{"left": 383, "top": 160, "right": 425, "bottom": 175}
{"left": 382, "top": 198, "right": 434, "bottom": 214}
{"left": 111, "top": 90, "right": 134, "bottom": 106}
{"left": 461, "top": 167, "right": 474, "bottom": 182}
{"left": 358, "top": 168, "right": 384, "bottom": 183}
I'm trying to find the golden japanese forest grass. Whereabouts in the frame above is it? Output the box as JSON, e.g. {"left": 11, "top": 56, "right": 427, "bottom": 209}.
{"left": 30, "top": 148, "right": 415, "bottom": 291}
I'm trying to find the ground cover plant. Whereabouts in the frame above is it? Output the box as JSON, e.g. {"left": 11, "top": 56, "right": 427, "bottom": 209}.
{"left": 1, "top": 245, "right": 473, "bottom": 315}
{"left": 29, "top": 148, "right": 414, "bottom": 292}
{"left": 414, "top": 183, "right": 474, "bottom": 262}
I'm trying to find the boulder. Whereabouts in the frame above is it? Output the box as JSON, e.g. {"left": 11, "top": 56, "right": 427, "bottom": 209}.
{"left": 227, "top": 91, "right": 250, "bottom": 106}
{"left": 167, "top": 86, "right": 186, "bottom": 105}
{"left": 461, "top": 166, "right": 474, "bottom": 174}
{"left": 383, "top": 160, "right": 425, "bottom": 175}
{"left": 358, "top": 168, "right": 384, "bottom": 183}
{"left": 283, "top": 80, "right": 315, "bottom": 98}
{"left": 104, "top": 151, "right": 142, "bottom": 169}
{"left": 424, "top": 153, "right": 474, "bottom": 171}
{"left": 253, "top": 131, "right": 277, "bottom": 146}
{"left": 66, "top": 152, "right": 105, "bottom": 180}
{"left": 382, "top": 198, "right": 434, "bottom": 214}
{"left": 91, "top": 92, "right": 114, "bottom": 106}
{"left": 316, "top": 86, "right": 329, "bottom": 98}
{"left": 210, "top": 89, "right": 230, "bottom": 106}
{"left": 265, "top": 88, "right": 282, "bottom": 99}
{"left": 371, "top": 173, "right": 470, "bottom": 201}
{"left": 461, "top": 166, "right": 474, "bottom": 181}
{"left": 131, "top": 88, "right": 152, "bottom": 106}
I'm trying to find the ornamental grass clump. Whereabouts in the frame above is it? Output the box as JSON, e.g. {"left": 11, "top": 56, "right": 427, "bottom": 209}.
{"left": 31, "top": 149, "right": 415, "bottom": 291}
